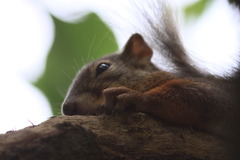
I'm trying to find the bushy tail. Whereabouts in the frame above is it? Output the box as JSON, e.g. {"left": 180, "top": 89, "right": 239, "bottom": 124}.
{"left": 137, "top": 1, "right": 205, "bottom": 77}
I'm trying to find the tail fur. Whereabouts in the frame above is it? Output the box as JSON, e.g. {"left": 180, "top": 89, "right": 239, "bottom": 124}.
{"left": 139, "top": 2, "right": 202, "bottom": 77}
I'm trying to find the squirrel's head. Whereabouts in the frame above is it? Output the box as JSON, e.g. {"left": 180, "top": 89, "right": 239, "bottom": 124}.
{"left": 62, "top": 33, "right": 159, "bottom": 115}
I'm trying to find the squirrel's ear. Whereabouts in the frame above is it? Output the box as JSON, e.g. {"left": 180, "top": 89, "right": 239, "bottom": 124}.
{"left": 122, "top": 33, "right": 153, "bottom": 61}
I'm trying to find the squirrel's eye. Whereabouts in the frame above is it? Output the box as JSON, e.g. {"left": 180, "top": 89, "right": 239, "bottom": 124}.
{"left": 96, "top": 63, "right": 111, "bottom": 77}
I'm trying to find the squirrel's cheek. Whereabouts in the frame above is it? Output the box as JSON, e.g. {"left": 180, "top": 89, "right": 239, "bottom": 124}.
{"left": 62, "top": 93, "right": 105, "bottom": 116}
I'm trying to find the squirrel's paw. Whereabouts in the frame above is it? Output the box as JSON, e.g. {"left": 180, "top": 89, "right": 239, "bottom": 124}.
{"left": 103, "top": 87, "right": 143, "bottom": 113}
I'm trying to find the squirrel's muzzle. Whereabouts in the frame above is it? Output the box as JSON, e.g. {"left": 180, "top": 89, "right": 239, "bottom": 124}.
{"left": 61, "top": 101, "right": 79, "bottom": 115}
{"left": 62, "top": 93, "right": 105, "bottom": 116}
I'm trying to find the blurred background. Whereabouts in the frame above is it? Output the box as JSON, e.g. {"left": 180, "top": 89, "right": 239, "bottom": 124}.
{"left": 0, "top": 0, "right": 239, "bottom": 133}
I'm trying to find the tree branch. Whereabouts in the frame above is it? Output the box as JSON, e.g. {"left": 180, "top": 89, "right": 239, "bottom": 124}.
{"left": 0, "top": 113, "right": 228, "bottom": 160}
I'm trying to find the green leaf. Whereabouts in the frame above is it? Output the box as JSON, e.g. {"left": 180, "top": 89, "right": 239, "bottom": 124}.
{"left": 184, "top": 0, "right": 213, "bottom": 21}
{"left": 34, "top": 13, "right": 118, "bottom": 115}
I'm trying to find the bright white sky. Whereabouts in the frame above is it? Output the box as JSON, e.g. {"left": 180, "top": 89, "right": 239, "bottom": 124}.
{"left": 0, "top": 0, "right": 239, "bottom": 133}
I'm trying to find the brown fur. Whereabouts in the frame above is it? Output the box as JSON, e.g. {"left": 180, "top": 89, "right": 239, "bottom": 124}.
{"left": 62, "top": 4, "right": 240, "bottom": 139}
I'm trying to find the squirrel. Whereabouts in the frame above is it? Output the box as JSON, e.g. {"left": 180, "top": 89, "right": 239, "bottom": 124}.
{"left": 61, "top": 2, "right": 240, "bottom": 138}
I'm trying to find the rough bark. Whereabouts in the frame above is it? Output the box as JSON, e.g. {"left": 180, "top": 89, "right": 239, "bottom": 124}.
{"left": 0, "top": 113, "right": 229, "bottom": 160}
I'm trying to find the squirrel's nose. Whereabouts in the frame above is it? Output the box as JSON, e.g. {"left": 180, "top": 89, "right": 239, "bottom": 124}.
{"left": 61, "top": 101, "right": 78, "bottom": 115}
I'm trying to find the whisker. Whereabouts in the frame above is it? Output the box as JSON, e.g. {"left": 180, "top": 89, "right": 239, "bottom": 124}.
{"left": 73, "top": 58, "right": 80, "bottom": 68}
{"left": 56, "top": 87, "right": 67, "bottom": 99}
{"left": 72, "top": 66, "right": 78, "bottom": 73}
{"left": 62, "top": 70, "right": 72, "bottom": 81}
{"left": 93, "top": 32, "right": 110, "bottom": 56}
{"left": 87, "top": 34, "right": 97, "bottom": 61}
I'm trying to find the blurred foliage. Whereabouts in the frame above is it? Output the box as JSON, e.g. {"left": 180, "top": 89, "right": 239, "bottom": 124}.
{"left": 34, "top": 13, "right": 118, "bottom": 115}
{"left": 184, "top": 0, "right": 213, "bottom": 22}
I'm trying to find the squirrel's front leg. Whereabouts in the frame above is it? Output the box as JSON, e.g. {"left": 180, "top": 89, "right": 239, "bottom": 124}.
{"left": 103, "top": 87, "right": 145, "bottom": 113}
{"left": 103, "top": 80, "right": 225, "bottom": 133}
